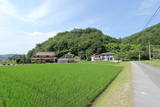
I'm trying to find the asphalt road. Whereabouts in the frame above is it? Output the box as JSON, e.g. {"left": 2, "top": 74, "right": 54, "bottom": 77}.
{"left": 132, "top": 62, "right": 160, "bottom": 107}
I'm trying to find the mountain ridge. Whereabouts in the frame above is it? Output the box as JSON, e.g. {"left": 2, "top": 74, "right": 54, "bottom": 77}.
{"left": 0, "top": 54, "right": 22, "bottom": 60}
{"left": 123, "top": 23, "right": 160, "bottom": 45}
{"left": 27, "top": 28, "right": 119, "bottom": 59}
{"left": 27, "top": 23, "right": 160, "bottom": 60}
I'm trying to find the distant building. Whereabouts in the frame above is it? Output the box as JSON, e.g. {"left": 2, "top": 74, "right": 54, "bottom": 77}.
{"left": 91, "top": 52, "right": 115, "bottom": 62}
{"left": 58, "top": 53, "right": 80, "bottom": 63}
{"left": 31, "top": 52, "right": 81, "bottom": 63}
{"left": 31, "top": 52, "right": 57, "bottom": 63}
{"left": 63, "top": 53, "right": 75, "bottom": 58}
{"left": 90, "top": 54, "right": 101, "bottom": 61}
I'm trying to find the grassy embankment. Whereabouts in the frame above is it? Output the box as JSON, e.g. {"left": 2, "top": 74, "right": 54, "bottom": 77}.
{"left": 0, "top": 62, "right": 122, "bottom": 107}
{"left": 0, "top": 62, "right": 16, "bottom": 65}
{"left": 143, "top": 60, "right": 160, "bottom": 68}
{"left": 92, "top": 62, "right": 133, "bottom": 107}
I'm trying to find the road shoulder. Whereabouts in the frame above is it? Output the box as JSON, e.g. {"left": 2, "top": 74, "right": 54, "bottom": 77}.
{"left": 92, "top": 62, "right": 133, "bottom": 107}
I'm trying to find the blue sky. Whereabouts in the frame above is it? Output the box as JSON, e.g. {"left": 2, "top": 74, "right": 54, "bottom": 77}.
{"left": 0, "top": 0, "right": 160, "bottom": 54}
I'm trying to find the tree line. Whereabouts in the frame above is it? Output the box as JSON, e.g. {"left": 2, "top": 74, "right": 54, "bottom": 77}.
{"left": 9, "top": 25, "right": 160, "bottom": 63}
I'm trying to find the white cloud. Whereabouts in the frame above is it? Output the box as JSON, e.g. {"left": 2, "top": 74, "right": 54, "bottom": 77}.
{"left": 0, "top": 0, "right": 51, "bottom": 22}
{"left": 0, "top": 0, "right": 88, "bottom": 24}
{"left": 25, "top": 0, "right": 51, "bottom": 22}
{"left": 0, "top": 0, "right": 106, "bottom": 54}
{"left": 0, "top": 0, "right": 86, "bottom": 24}
{"left": 0, "top": 0, "right": 20, "bottom": 18}
{"left": 39, "top": 0, "right": 87, "bottom": 25}
{"left": 139, "top": 0, "right": 156, "bottom": 10}
{"left": 28, "top": 31, "right": 57, "bottom": 38}
{"left": 0, "top": 30, "right": 10, "bottom": 39}
{"left": 0, "top": 31, "right": 59, "bottom": 54}
{"left": 75, "top": 18, "right": 101, "bottom": 28}
{"left": 0, "top": 27, "right": 14, "bottom": 40}
{"left": 136, "top": 0, "right": 160, "bottom": 15}
{"left": 27, "top": 31, "right": 58, "bottom": 44}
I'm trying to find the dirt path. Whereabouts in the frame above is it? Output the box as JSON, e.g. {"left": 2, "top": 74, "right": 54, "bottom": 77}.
{"left": 132, "top": 62, "right": 160, "bottom": 107}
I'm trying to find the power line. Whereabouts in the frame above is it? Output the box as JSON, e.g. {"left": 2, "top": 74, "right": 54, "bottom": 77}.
{"left": 143, "top": 6, "right": 160, "bottom": 29}
{"left": 141, "top": 5, "right": 160, "bottom": 60}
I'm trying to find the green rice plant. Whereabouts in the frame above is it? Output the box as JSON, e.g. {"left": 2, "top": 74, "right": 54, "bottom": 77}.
{"left": 0, "top": 62, "right": 122, "bottom": 107}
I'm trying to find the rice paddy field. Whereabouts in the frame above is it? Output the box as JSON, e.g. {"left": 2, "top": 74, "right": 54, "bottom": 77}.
{"left": 0, "top": 62, "right": 123, "bottom": 107}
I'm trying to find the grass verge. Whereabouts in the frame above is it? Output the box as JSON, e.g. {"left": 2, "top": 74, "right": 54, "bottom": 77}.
{"left": 143, "top": 60, "right": 160, "bottom": 68}
{"left": 92, "top": 62, "right": 133, "bottom": 107}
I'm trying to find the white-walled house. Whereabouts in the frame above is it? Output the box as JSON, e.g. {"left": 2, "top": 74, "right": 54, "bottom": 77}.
{"left": 91, "top": 52, "right": 115, "bottom": 62}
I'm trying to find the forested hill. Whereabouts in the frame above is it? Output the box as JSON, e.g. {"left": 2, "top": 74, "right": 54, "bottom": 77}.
{"left": 123, "top": 23, "right": 160, "bottom": 45}
{"left": 27, "top": 28, "right": 118, "bottom": 59}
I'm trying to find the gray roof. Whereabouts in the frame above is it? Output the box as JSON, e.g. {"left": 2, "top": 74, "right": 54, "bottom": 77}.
{"left": 101, "top": 52, "right": 115, "bottom": 56}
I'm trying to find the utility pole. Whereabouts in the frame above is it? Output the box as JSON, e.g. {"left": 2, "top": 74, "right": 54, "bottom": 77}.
{"left": 139, "top": 51, "right": 141, "bottom": 61}
{"left": 148, "top": 41, "right": 152, "bottom": 60}
{"left": 120, "top": 36, "right": 123, "bottom": 62}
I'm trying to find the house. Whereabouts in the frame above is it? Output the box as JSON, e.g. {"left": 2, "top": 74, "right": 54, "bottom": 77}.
{"left": 63, "top": 53, "right": 75, "bottom": 58}
{"left": 31, "top": 52, "right": 57, "bottom": 63}
{"left": 91, "top": 52, "right": 115, "bottom": 62}
{"left": 90, "top": 54, "right": 102, "bottom": 61}
{"left": 58, "top": 53, "right": 80, "bottom": 63}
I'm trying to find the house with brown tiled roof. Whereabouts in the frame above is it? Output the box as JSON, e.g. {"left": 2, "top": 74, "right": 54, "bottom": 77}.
{"left": 31, "top": 52, "right": 57, "bottom": 63}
